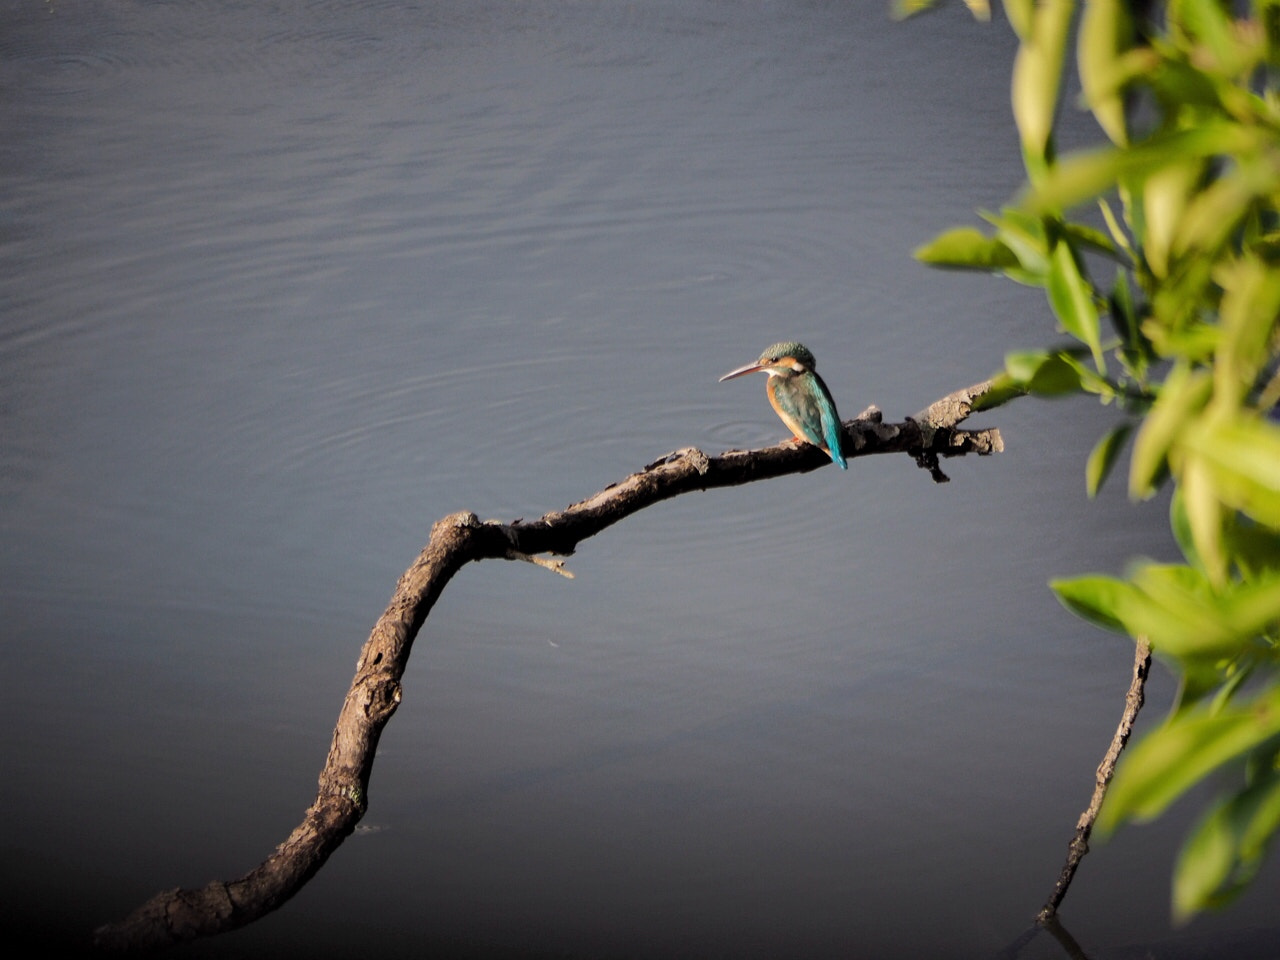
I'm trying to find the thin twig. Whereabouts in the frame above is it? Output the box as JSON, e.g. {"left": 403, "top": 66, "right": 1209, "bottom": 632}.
{"left": 1037, "top": 636, "right": 1153, "bottom": 924}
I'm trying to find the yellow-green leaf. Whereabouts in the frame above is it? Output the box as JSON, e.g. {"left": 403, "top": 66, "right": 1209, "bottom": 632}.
{"left": 1182, "top": 417, "right": 1280, "bottom": 527}
{"left": 1046, "top": 241, "right": 1105, "bottom": 370}
{"left": 1050, "top": 573, "right": 1134, "bottom": 633}
{"left": 913, "top": 227, "right": 1020, "bottom": 271}
{"left": 1011, "top": 0, "right": 1074, "bottom": 173}
{"left": 1173, "top": 770, "right": 1280, "bottom": 923}
{"left": 1023, "top": 123, "right": 1257, "bottom": 215}
{"left": 1129, "top": 364, "right": 1213, "bottom": 499}
{"left": 1077, "top": 0, "right": 1133, "bottom": 145}
{"left": 1087, "top": 422, "right": 1133, "bottom": 497}
{"left": 1097, "top": 686, "right": 1280, "bottom": 834}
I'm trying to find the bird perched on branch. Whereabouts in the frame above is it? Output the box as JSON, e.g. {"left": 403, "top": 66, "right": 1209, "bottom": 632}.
{"left": 719, "top": 341, "right": 848, "bottom": 469}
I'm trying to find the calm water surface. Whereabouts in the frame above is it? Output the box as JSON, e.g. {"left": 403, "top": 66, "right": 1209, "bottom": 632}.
{"left": 2, "top": 2, "right": 1277, "bottom": 958}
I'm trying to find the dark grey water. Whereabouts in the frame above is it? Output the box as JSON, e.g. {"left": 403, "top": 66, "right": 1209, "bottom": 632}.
{"left": 2, "top": 2, "right": 1277, "bottom": 958}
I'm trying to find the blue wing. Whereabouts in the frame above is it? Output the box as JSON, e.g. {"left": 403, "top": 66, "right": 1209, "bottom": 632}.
{"left": 811, "top": 373, "right": 847, "bottom": 469}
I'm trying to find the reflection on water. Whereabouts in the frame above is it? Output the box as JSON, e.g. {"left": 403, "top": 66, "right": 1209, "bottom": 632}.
{"left": 3, "top": 1, "right": 1279, "bottom": 958}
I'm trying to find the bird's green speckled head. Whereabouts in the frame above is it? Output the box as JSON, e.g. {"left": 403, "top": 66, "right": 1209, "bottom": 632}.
{"left": 756, "top": 341, "right": 815, "bottom": 372}
{"left": 719, "top": 341, "right": 818, "bottom": 382}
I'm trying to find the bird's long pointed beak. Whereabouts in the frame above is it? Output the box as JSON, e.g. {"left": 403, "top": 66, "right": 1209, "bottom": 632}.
{"left": 718, "top": 362, "right": 766, "bottom": 382}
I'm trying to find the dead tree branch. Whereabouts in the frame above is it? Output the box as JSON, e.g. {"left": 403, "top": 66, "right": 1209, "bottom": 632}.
{"left": 94, "top": 381, "right": 1001, "bottom": 953}
{"left": 1037, "top": 636, "right": 1153, "bottom": 923}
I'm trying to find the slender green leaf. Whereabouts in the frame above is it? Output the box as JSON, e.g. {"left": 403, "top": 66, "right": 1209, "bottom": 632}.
{"left": 1023, "top": 124, "right": 1259, "bottom": 215}
{"left": 1182, "top": 417, "right": 1280, "bottom": 527}
{"left": 1225, "top": 520, "right": 1280, "bottom": 579}
{"left": 1027, "top": 353, "right": 1085, "bottom": 396}
{"left": 1172, "top": 773, "right": 1280, "bottom": 921}
{"left": 1182, "top": 454, "right": 1228, "bottom": 585}
{"left": 1173, "top": 764, "right": 1280, "bottom": 922}
{"left": 1169, "top": 0, "right": 1245, "bottom": 74}
{"left": 1050, "top": 574, "right": 1134, "bottom": 633}
{"left": 1170, "top": 485, "right": 1198, "bottom": 566}
{"left": 891, "top": 0, "right": 990, "bottom": 18}
{"left": 1142, "top": 160, "right": 1203, "bottom": 278}
{"left": 970, "top": 372, "right": 1028, "bottom": 412}
{"left": 1173, "top": 658, "right": 1234, "bottom": 716}
{"left": 1062, "top": 220, "right": 1119, "bottom": 257}
{"left": 1077, "top": 0, "right": 1132, "bottom": 145}
{"left": 1125, "top": 563, "right": 1243, "bottom": 660}
{"left": 889, "top": 0, "right": 944, "bottom": 19}
{"left": 1129, "top": 364, "right": 1213, "bottom": 499}
{"left": 1217, "top": 256, "right": 1280, "bottom": 408}
{"left": 1172, "top": 161, "right": 1278, "bottom": 266}
{"left": 1087, "top": 422, "right": 1133, "bottom": 497}
{"left": 1097, "top": 685, "right": 1280, "bottom": 833}
{"left": 1047, "top": 241, "right": 1106, "bottom": 370}
{"left": 1011, "top": 0, "right": 1073, "bottom": 173}
{"left": 1002, "top": 0, "right": 1035, "bottom": 41}
{"left": 1107, "top": 266, "right": 1149, "bottom": 372}
{"left": 913, "top": 227, "right": 1020, "bottom": 271}
{"left": 1217, "top": 568, "right": 1280, "bottom": 643}
{"left": 981, "top": 207, "right": 1051, "bottom": 282}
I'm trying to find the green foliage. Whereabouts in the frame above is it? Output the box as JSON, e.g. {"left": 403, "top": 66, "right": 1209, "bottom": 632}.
{"left": 914, "top": 0, "right": 1280, "bottom": 920}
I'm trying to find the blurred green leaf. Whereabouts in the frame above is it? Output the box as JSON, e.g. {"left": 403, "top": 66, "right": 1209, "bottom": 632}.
{"left": 1173, "top": 766, "right": 1280, "bottom": 923}
{"left": 1170, "top": 485, "right": 1199, "bottom": 566}
{"left": 1057, "top": 560, "right": 1273, "bottom": 661}
{"left": 1087, "top": 422, "right": 1134, "bottom": 497}
{"left": 971, "top": 371, "right": 1029, "bottom": 411}
{"left": 890, "top": 0, "right": 944, "bottom": 20}
{"left": 1001, "top": 347, "right": 1097, "bottom": 398}
{"left": 891, "top": 0, "right": 990, "bottom": 18}
{"left": 913, "top": 227, "right": 1020, "bottom": 271}
{"left": 1173, "top": 657, "right": 1235, "bottom": 716}
{"left": 1182, "top": 455, "right": 1229, "bottom": 586}
{"left": 1050, "top": 574, "right": 1134, "bottom": 633}
{"left": 1023, "top": 124, "right": 1258, "bottom": 215}
{"left": 1216, "top": 567, "right": 1280, "bottom": 642}
{"left": 1003, "top": 349, "right": 1051, "bottom": 383}
{"left": 1129, "top": 364, "right": 1213, "bottom": 499}
{"left": 1047, "top": 240, "right": 1106, "bottom": 369}
{"left": 1002, "top": 0, "right": 1035, "bottom": 41}
{"left": 1216, "top": 256, "right": 1280, "bottom": 408}
{"left": 1169, "top": 0, "right": 1245, "bottom": 74}
{"left": 1107, "top": 266, "right": 1149, "bottom": 372}
{"left": 1225, "top": 520, "right": 1280, "bottom": 579}
{"left": 1028, "top": 352, "right": 1086, "bottom": 395}
{"left": 1077, "top": 0, "right": 1133, "bottom": 145}
{"left": 1142, "top": 312, "right": 1221, "bottom": 363}
{"left": 981, "top": 207, "right": 1051, "bottom": 282}
{"left": 1182, "top": 417, "right": 1280, "bottom": 527}
{"left": 1063, "top": 220, "right": 1119, "bottom": 257}
{"left": 1261, "top": 0, "right": 1280, "bottom": 65}
{"left": 1171, "top": 161, "right": 1278, "bottom": 266}
{"left": 1011, "top": 0, "right": 1073, "bottom": 174}
{"left": 1097, "top": 685, "right": 1280, "bottom": 834}
{"left": 964, "top": 0, "right": 991, "bottom": 20}
{"left": 1127, "top": 562, "right": 1245, "bottom": 660}
{"left": 1143, "top": 160, "right": 1203, "bottom": 278}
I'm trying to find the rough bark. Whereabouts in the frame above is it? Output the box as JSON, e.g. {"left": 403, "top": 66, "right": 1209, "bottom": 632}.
{"left": 94, "top": 382, "right": 1001, "bottom": 953}
{"left": 1037, "top": 636, "right": 1153, "bottom": 923}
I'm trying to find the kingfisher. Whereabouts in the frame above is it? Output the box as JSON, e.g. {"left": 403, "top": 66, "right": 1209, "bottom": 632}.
{"left": 719, "top": 341, "right": 848, "bottom": 469}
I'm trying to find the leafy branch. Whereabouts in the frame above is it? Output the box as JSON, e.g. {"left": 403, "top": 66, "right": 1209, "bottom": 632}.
{"left": 908, "top": 0, "right": 1280, "bottom": 924}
